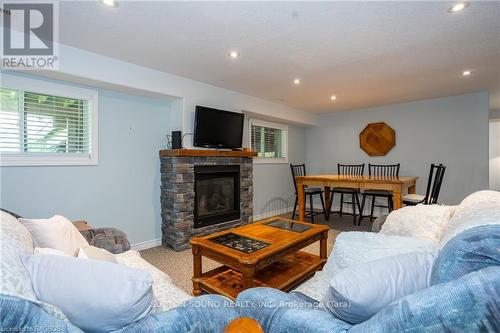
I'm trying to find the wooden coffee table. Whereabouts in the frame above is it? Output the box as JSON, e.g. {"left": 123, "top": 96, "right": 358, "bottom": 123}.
{"left": 190, "top": 217, "right": 329, "bottom": 300}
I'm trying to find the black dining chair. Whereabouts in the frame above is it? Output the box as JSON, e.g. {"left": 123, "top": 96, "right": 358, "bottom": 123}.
{"left": 290, "top": 164, "right": 327, "bottom": 223}
{"left": 359, "top": 163, "right": 400, "bottom": 225}
{"left": 328, "top": 163, "right": 365, "bottom": 224}
{"left": 403, "top": 163, "right": 446, "bottom": 205}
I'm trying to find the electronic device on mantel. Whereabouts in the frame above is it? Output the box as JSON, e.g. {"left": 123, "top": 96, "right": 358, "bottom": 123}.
{"left": 193, "top": 106, "right": 244, "bottom": 150}
{"left": 171, "top": 131, "right": 182, "bottom": 149}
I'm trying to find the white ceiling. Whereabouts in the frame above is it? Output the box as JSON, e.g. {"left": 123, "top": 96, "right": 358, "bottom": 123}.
{"left": 59, "top": 1, "right": 500, "bottom": 113}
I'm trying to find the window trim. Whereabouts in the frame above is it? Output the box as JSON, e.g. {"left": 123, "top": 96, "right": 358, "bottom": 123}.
{"left": 0, "top": 74, "right": 98, "bottom": 166}
{"left": 249, "top": 118, "right": 288, "bottom": 164}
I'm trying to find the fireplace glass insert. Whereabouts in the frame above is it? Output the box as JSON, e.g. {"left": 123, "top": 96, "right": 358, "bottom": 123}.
{"left": 194, "top": 165, "right": 240, "bottom": 228}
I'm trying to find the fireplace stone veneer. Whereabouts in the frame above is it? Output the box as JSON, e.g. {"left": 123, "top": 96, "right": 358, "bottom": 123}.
{"left": 160, "top": 151, "right": 254, "bottom": 251}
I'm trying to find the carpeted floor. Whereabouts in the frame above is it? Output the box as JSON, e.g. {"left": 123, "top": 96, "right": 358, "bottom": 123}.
{"left": 140, "top": 212, "right": 373, "bottom": 294}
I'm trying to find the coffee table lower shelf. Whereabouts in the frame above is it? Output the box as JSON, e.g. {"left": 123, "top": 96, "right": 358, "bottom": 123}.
{"left": 193, "top": 251, "right": 326, "bottom": 300}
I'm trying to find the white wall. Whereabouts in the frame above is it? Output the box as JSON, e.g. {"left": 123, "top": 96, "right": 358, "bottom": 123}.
{"left": 305, "top": 92, "right": 490, "bottom": 205}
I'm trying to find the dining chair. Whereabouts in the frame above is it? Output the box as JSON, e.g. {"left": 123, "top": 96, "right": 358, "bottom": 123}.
{"left": 328, "top": 163, "right": 365, "bottom": 224}
{"left": 403, "top": 163, "right": 446, "bottom": 206}
{"left": 290, "top": 164, "right": 328, "bottom": 223}
{"left": 358, "top": 163, "right": 400, "bottom": 225}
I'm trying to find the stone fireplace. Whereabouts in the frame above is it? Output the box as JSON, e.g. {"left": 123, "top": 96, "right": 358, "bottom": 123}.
{"left": 159, "top": 150, "right": 255, "bottom": 251}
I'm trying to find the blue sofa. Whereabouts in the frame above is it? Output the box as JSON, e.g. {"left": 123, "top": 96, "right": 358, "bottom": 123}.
{"left": 2, "top": 190, "right": 499, "bottom": 332}
{"left": 235, "top": 224, "right": 500, "bottom": 333}
{"left": 3, "top": 224, "right": 497, "bottom": 333}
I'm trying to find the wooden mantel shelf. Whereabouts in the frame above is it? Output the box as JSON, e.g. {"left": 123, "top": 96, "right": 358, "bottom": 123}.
{"left": 159, "top": 149, "right": 258, "bottom": 158}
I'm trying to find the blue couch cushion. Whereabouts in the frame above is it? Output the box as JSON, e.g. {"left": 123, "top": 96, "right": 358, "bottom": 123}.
{"left": 431, "top": 224, "right": 500, "bottom": 285}
{"left": 1, "top": 293, "right": 238, "bottom": 333}
{"left": 0, "top": 294, "right": 82, "bottom": 333}
{"left": 236, "top": 287, "right": 351, "bottom": 333}
{"left": 350, "top": 266, "right": 500, "bottom": 333}
{"left": 116, "top": 295, "right": 238, "bottom": 333}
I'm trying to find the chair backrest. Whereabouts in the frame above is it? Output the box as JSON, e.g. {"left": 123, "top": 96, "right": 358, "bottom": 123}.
{"left": 338, "top": 163, "right": 365, "bottom": 176}
{"left": 290, "top": 163, "right": 306, "bottom": 194}
{"left": 424, "top": 163, "right": 446, "bottom": 204}
{"left": 368, "top": 163, "right": 400, "bottom": 177}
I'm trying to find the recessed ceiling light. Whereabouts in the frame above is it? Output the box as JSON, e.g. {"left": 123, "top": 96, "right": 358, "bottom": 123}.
{"left": 293, "top": 78, "right": 301, "bottom": 85}
{"left": 448, "top": 2, "right": 469, "bottom": 13}
{"left": 228, "top": 51, "right": 240, "bottom": 59}
{"left": 330, "top": 95, "right": 337, "bottom": 101}
{"left": 102, "top": 0, "right": 118, "bottom": 7}
{"left": 462, "top": 70, "right": 472, "bottom": 76}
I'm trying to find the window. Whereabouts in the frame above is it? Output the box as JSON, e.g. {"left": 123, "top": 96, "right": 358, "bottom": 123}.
{"left": 249, "top": 119, "right": 288, "bottom": 163}
{"left": 0, "top": 75, "right": 98, "bottom": 166}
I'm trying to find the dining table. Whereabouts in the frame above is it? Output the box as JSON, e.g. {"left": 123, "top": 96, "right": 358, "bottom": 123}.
{"left": 295, "top": 175, "right": 418, "bottom": 222}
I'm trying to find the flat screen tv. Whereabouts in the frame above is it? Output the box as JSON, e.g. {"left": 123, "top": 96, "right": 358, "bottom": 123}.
{"left": 193, "top": 106, "right": 244, "bottom": 149}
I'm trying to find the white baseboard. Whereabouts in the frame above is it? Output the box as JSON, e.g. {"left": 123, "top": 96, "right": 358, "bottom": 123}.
{"left": 252, "top": 206, "right": 294, "bottom": 221}
{"left": 131, "top": 238, "right": 162, "bottom": 251}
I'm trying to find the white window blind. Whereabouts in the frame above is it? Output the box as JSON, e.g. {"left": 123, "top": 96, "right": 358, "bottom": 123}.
{"left": 0, "top": 75, "right": 98, "bottom": 166}
{"left": 0, "top": 88, "right": 90, "bottom": 154}
{"left": 0, "top": 89, "right": 21, "bottom": 152}
{"left": 250, "top": 119, "right": 288, "bottom": 162}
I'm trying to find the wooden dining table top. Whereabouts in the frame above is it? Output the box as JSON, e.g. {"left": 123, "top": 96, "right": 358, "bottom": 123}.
{"left": 295, "top": 174, "right": 418, "bottom": 184}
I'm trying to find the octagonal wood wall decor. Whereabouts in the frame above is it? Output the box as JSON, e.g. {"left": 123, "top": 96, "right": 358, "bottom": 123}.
{"left": 359, "top": 122, "right": 396, "bottom": 156}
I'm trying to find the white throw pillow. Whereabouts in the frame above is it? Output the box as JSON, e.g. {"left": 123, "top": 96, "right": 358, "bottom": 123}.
{"left": 22, "top": 254, "right": 154, "bottom": 333}
{"left": 20, "top": 215, "right": 89, "bottom": 256}
{"left": 294, "top": 232, "right": 438, "bottom": 302}
{"left": 0, "top": 212, "right": 67, "bottom": 320}
{"left": 324, "top": 252, "right": 436, "bottom": 324}
{"left": 1, "top": 210, "right": 33, "bottom": 251}
{"left": 291, "top": 270, "right": 329, "bottom": 303}
{"left": 78, "top": 245, "right": 117, "bottom": 263}
{"left": 34, "top": 247, "right": 68, "bottom": 256}
{"left": 115, "top": 250, "right": 173, "bottom": 284}
{"left": 459, "top": 190, "right": 500, "bottom": 207}
{"left": 324, "top": 231, "right": 438, "bottom": 276}
{"left": 114, "top": 250, "right": 192, "bottom": 311}
{"left": 440, "top": 201, "right": 500, "bottom": 246}
{"left": 381, "top": 204, "right": 455, "bottom": 243}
